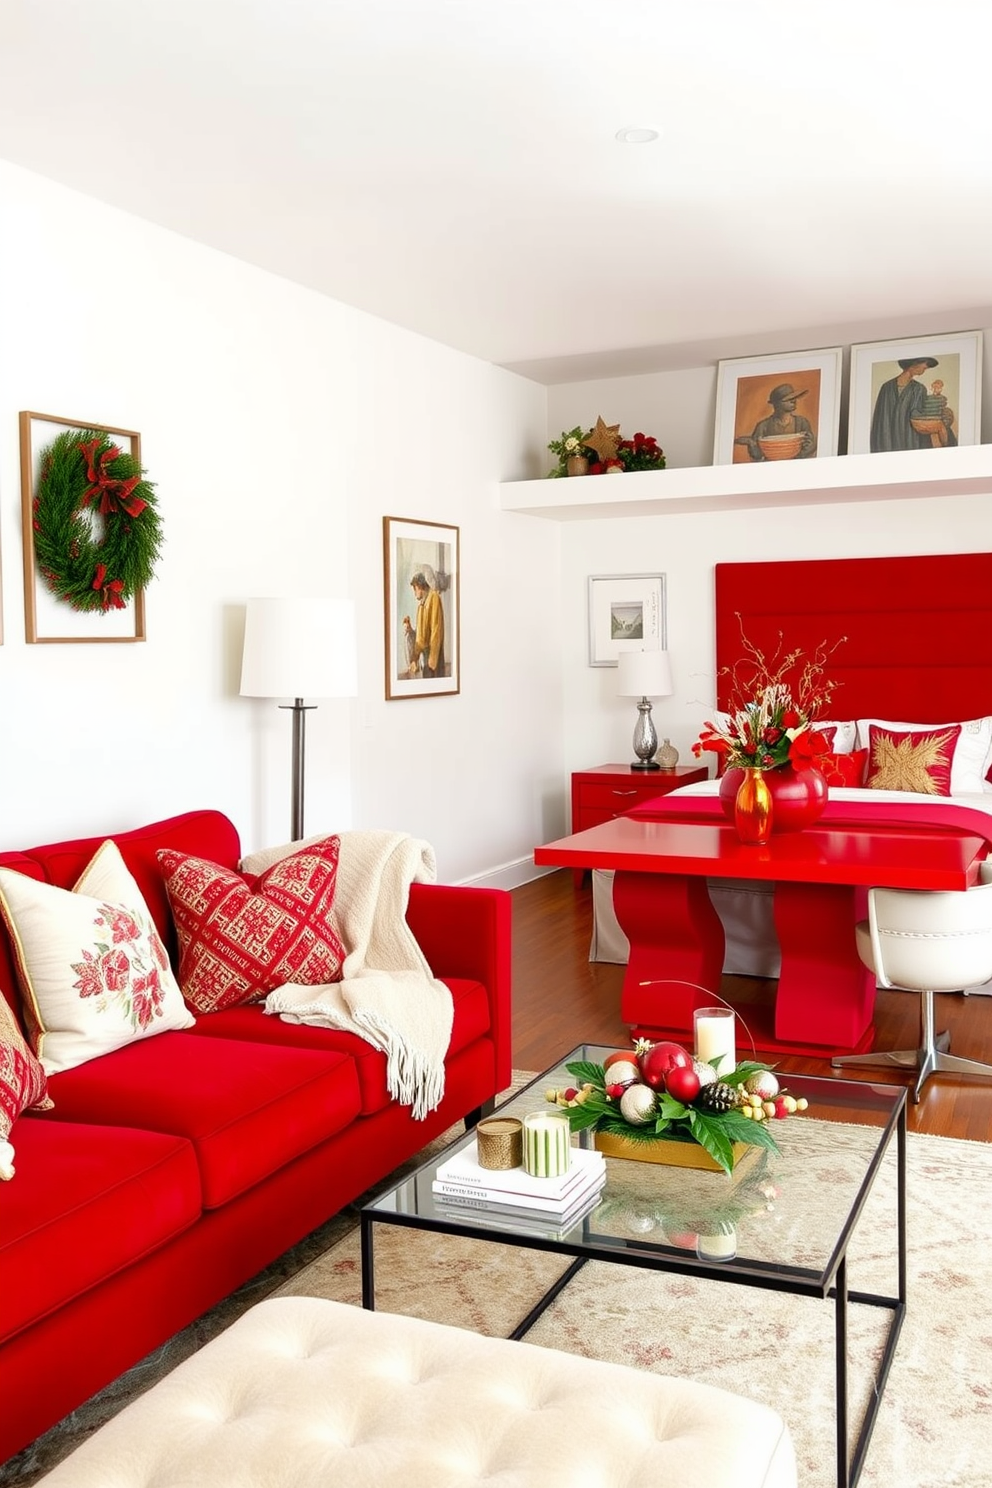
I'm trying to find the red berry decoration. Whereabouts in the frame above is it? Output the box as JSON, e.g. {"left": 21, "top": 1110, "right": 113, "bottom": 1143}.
{"left": 638, "top": 1041, "right": 692, "bottom": 1090}
{"left": 664, "top": 1064, "right": 702, "bottom": 1104}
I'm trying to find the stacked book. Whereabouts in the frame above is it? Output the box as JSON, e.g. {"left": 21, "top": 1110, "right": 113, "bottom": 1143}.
{"left": 432, "top": 1143, "right": 606, "bottom": 1230}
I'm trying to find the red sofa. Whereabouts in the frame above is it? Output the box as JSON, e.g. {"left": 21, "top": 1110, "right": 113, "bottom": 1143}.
{"left": 0, "top": 810, "right": 511, "bottom": 1465}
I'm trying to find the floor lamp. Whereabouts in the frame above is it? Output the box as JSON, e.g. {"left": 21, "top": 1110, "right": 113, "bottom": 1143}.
{"left": 240, "top": 597, "right": 358, "bottom": 841}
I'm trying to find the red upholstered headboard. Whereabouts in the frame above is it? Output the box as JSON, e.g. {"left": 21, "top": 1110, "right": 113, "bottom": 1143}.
{"left": 715, "top": 553, "right": 992, "bottom": 723}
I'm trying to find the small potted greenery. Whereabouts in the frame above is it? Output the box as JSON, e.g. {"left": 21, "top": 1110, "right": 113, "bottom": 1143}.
{"left": 547, "top": 426, "right": 594, "bottom": 478}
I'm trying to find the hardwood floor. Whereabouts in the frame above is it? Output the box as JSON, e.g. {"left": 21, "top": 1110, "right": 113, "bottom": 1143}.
{"left": 510, "top": 870, "right": 992, "bottom": 1142}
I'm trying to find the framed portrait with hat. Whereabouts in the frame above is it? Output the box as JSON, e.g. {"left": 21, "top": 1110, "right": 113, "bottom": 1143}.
{"left": 712, "top": 346, "right": 843, "bottom": 465}
{"left": 848, "top": 330, "right": 983, "bottom": 455}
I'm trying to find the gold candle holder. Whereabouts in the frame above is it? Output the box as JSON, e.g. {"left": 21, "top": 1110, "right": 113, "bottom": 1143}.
{"left": 475, "top": 1116, "right": 523, "bottom": 1170}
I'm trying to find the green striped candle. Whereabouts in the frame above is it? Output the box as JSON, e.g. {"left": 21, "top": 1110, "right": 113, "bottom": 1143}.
{"left": 522, "top": 1113, "right": 571, "bottom": 1178}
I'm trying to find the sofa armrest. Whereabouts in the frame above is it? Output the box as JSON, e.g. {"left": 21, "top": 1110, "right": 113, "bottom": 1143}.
{"left": 407, "top": 883, "right": 512, "bottom": 1090}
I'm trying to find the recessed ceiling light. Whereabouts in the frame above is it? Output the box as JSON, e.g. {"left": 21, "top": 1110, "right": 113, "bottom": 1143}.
{"left": 615, "top": 127, "right": 659, "bottom": 144}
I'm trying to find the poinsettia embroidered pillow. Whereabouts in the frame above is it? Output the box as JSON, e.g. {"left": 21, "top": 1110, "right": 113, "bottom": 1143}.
{"left": 0, "top": 840, "right": 194, "bottom": 1076}
{"left": 864, "top": 725, "right": 961, "bottom": 796}
{"left": 157, "top": 835, "right": 345, "bottom": 1014}
{"left": 0, "top": 995, "right": 53, "bottom": 1179}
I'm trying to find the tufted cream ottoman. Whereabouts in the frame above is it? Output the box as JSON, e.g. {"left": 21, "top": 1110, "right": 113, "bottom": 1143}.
{"left": 36, "top": 1296, "right": 797, "bottom": 1487}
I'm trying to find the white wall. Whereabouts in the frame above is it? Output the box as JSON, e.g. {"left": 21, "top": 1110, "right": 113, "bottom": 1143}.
{"left": 0, "top": 159, "right": 557, "bottom": 882}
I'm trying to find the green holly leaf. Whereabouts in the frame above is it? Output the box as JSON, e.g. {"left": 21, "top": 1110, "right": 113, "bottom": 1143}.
{"left": 565, "top": 1060, "right": 606, "bottom": 1087}
{"left": 686, "top": 1110, "right": 736, "bottom": 1174}
{"left": 722, "top": 1061, "right": 775, "bottom": 1088}
{"left": 656, "top": 1091, "right": 688, "bottom": 1119}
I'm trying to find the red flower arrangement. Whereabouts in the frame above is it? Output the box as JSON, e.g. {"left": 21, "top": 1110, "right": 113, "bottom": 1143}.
{"left": 693, "top": 617, "right": 846, "bottom": 771}
{"left": 590, "top": 430, "right": 666, "bottom": 475}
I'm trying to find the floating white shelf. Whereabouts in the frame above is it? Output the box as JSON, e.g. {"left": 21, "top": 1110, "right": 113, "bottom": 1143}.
{"left": 499, "top": 444, "right": 992, "bottom": 521}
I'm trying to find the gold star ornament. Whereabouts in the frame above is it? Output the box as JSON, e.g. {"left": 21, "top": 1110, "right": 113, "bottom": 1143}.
{"left": 583, "top": 415, "right": 622, "bottom": 463}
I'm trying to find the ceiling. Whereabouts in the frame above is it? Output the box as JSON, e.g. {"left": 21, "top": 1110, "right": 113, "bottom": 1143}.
{"left": 2, "top": 0, "right": 992, "bottom": 384}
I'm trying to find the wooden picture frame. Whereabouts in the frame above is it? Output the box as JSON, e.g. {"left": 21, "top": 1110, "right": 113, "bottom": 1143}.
{"left": 588, "top": 572, "right": 666, "bottom": 667}
{"left": 383, "top": 516, "right": 459, "bottom": 699}
{"left": 19, "top": 411, "right": 147, "bottom": 643}
{"left": 712, "top": 347, "right": 843, "bottom": 466}
{"left": 848, "top": 330, "right": 983, "bottom": 454}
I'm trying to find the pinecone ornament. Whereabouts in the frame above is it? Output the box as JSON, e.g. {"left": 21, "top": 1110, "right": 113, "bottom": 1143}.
{"left": 697, "top": 1080, "right": 741, "bottom": 1113}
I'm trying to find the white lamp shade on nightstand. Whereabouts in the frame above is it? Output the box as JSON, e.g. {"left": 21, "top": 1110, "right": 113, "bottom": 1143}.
{"left": 616, "top": 649, "right": 673, "bottom": 699}
{"left": 240, "top": 597, "right": 358, "bottom": 700}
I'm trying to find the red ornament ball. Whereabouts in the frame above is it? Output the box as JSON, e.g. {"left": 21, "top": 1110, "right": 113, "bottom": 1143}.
{"left": 664, "top": 1064, "right": 702, "bottom": 1103}
{"left": 638, "top": 1041, "right": 692, "bottom": 1090}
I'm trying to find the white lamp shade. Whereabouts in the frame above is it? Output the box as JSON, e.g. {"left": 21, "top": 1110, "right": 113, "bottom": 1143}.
{"left": 240, "top": 597, "right": 358, "bottom": 699}
{"left": 616, "top": 649, "right": 673, "bottom": 698}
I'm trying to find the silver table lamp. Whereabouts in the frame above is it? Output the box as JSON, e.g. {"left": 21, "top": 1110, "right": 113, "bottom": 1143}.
{"left": 240, "top": 596, "right": 358, "bottom": 840}
{"left": 616, "top": 649, "right": 674, "bottom": 771}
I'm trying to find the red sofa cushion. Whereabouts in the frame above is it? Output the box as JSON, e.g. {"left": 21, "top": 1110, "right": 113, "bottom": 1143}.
{"left": 0, "top": 1117, "right": 201, "bottom": 1344}
{"left": 157, "top": 837, "right": 346, "bottom": 1013}
{"left": 41, "top": 1032, "right": 362, "bottom": 1208}
{"left": 187, "top": 975, "right": 492, "bottom": 1115}
{"left": 22, "top": 811, "right": 243, "bottom": 962}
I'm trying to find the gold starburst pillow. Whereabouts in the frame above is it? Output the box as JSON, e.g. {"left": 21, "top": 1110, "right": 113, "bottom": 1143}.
{"left": 864, "top": 725, "right": 961, "bottom": 795}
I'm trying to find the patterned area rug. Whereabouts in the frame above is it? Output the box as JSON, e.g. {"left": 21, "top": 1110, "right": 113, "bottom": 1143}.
{"left": 272, "top": 1122, "right": 991, "bottom": 1488}
{"left": 4, "top": 1077, "right": 990, "bottom": 1487}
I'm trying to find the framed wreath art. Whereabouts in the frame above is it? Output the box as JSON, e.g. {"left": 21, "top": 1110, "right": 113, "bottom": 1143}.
{"left": 19, "top": 411, "right": 164, "bottom": 643}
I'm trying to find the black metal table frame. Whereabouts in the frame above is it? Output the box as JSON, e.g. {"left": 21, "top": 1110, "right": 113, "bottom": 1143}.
{"left": 361, "top": 1064, "right": 906, "bottom": 1488}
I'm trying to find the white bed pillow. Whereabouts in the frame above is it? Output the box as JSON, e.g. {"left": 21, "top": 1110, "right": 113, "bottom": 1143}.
{"left": 0, "top": 840, "right": 194, "bottom": 1075}
{"left": 817, "top": 720, "right": 857, "bottom": 753}
{"left": 856, "top": 715, "right": 992, "bottom": 796}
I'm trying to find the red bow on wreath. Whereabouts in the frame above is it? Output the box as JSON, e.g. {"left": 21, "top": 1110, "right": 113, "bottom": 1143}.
{"left": 91, "top": 563, "right": 126, "bottom": 611}
{"left": 78, "top": 439, "right": 147, "bottom": 518}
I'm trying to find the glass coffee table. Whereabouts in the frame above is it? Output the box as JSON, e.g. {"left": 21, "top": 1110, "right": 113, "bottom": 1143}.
{"left": 361, "top": 1043, "right": 906, "bottom": 1488}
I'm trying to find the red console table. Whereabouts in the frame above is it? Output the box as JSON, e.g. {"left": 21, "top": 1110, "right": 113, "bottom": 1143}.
{"left": 534, "top": 815, "right": 988, "bottom": 1056}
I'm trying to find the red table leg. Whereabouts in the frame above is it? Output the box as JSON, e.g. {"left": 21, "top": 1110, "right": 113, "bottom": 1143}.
{"left": 612, "top": 870, "right": 725, "bottom": 1035}
{"left": 772, "top": 881, "right": 876, "bottom": 1050}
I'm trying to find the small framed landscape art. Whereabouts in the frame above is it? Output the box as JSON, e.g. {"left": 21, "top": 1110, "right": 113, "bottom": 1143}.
{"left": 588, "top": 573, "right": 666, "bottom": 667}
{"left": 712, "top": 346, "right": 843, "bottom": 465}
{"left": 383, "top": 516, "right": 459, "bottom": 700}
{"left": 848, "top": 330, "right": 983, "bottom": 454}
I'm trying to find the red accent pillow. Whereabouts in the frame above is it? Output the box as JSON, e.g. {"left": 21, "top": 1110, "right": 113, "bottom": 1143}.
{"left": 819, "top": 749, "right": 868, "bottom": 787}
{"left": 0, "top": 996, "right": 52, "bottom": 1178}
{"left": 157, "top": 836, "right": 346, "bottom": 1014}
{"left": 864, "top": 725, "right": 961, "bottom": 796}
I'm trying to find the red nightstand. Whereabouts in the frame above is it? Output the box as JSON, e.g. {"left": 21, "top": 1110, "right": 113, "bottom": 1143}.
{"left": 568, "top": 763, "right": 708, "bottom": 886}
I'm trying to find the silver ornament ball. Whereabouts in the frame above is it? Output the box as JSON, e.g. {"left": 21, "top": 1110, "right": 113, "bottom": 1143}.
{"left": 619, "top": 1083, "right": 657, "bottom": 1125}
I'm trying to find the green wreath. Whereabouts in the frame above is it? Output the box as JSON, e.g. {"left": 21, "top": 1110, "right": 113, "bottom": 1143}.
{"left": 32, "top": 429, "right": 163, "bottom": 613}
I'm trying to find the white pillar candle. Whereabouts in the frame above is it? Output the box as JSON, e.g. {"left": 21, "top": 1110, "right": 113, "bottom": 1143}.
{"left": 694, "top": 1006, "right": 736, "bottom": 1075}
{"left": 696, "top": 1227, "right": 737, "bottom": 1262}
{"left": 522, "top": 1112, "right": 571, "bottom": 1178}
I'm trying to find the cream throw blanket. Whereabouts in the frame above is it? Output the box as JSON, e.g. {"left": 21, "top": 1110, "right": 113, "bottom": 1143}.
{"left": 251, "top": 831, "right": 453, "bottom": 1120}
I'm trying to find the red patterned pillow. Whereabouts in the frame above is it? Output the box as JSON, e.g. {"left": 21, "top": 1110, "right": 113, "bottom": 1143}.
{"left": 864, "top": 725, "right": 961, "bottom": 796}
{"left": 157, "top": 836, "right": 345, "bottom": 1014}
{"left": 0, "top": 996, "right": 53, "bottom": 1180}
{"left": 819, "top": 749, "right": 868, "bottom": 787}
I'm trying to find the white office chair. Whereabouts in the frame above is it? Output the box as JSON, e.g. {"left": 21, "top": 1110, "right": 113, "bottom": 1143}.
{"left": 832, "top": 866, "right": 992, "bottom": 1103}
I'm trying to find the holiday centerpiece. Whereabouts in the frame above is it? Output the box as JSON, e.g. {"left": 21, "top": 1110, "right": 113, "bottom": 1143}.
{"left": 547, "top": 416, "right": 666, "bottom": 477}
{"left": 693, "top": 618, "right": 846, "bottom": 841}
{"left": 547, "top": 1039, "right": 809, "bottom": 1176}
{"left": 31, "top": 428, "right": 163, "bottom": 613}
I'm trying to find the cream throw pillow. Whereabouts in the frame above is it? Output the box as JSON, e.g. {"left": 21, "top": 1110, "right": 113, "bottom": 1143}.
{"left": 0, "top": 841, "right": 194, "bottom": 1076}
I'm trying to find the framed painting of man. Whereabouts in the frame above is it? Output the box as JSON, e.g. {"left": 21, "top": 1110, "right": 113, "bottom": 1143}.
{"left": 712, "top": 347, "right": 843, "bottom": 465}
{"left": 383, "top": 516, "right": 459, "bottom": 700}
{"left": 848, "top": 330, "right": 983, "bottom": 454}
